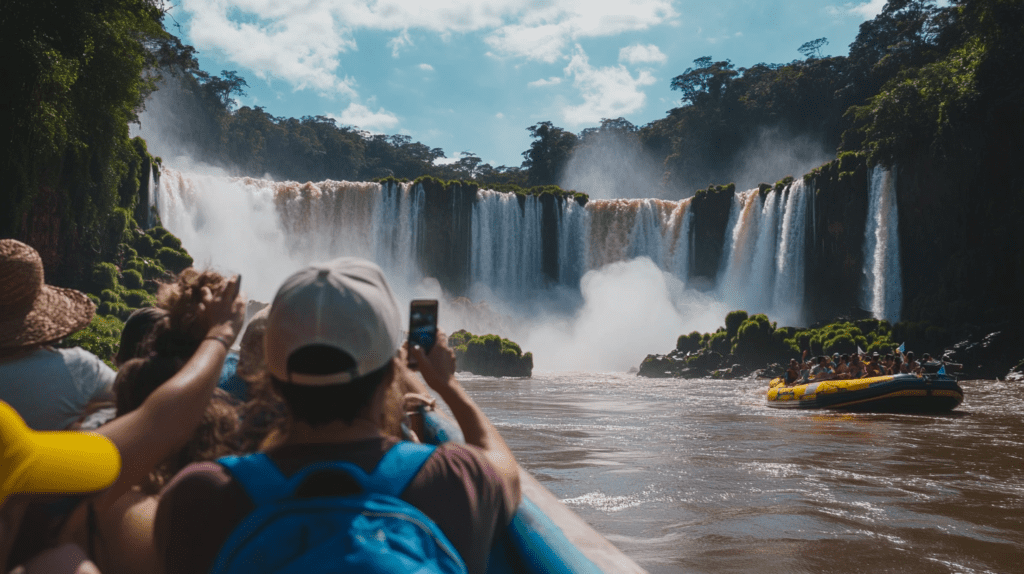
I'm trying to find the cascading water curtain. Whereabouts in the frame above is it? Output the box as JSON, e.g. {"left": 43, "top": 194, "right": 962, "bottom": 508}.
{"left": 770, "top": 179, "right": 810, "bottom": 327}
{"left": 862, "top": 166, "right": 902, "bottom": 323}
{"left": 470, "top": 190, "right": 545, "bottom": 299}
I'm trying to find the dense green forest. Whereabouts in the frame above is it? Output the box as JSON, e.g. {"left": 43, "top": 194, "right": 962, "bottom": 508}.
{"left": 124, "top": 1, "right": 1024, "bottom": 206}
{"left": 1, "top": 0, "right": 1021, "bottom": 334}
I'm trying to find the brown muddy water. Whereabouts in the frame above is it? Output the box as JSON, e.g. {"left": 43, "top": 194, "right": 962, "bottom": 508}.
{"left": 460, "top": 374, "right": 1023, "bottom": 573}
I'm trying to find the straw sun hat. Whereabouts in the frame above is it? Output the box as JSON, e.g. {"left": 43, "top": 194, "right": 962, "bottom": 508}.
{"left": 0, "top": 239, "right": 94, "bottom": 350}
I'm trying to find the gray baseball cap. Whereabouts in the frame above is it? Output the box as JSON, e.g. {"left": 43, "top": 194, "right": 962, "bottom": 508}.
{"left": 265, "top": 258, "right": 403, "bottom": 385}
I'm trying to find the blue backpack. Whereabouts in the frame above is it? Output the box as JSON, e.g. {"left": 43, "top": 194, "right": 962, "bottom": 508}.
{"left": 211, "top": 442, "right": 467, "bottom": 574}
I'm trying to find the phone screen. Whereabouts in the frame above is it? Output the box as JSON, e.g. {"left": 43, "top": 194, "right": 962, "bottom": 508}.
{"left": 408, "top": 300, "right": 438, "bottom": 364}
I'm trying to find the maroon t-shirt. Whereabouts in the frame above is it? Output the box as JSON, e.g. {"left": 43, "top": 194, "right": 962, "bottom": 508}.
{"left": 155, "top": 437, "right": 516, "bottom": 574}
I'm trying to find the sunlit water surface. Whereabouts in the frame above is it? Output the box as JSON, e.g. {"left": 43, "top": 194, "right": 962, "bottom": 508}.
{"left": 457, "top": 374, "right": 1023, "bottom": 573}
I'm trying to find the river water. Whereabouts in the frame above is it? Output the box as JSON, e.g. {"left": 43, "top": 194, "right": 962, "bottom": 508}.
{"left": 460, "top": 374, "right": 1023, "bottom": 574}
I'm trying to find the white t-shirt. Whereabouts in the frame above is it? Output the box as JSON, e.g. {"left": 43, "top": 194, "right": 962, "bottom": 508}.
{"left": 0, "top": 347, "right": 115, "bottom": 430}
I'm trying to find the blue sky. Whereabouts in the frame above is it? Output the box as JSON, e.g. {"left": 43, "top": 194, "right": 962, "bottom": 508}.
{"left": 165, "top": 0, "right": 888, "bottom": 168}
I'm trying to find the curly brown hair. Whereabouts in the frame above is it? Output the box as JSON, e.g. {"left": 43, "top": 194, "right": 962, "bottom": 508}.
{"left": 156, "top": 268, "right": 229, "bottom": 346}
{"left": 111, "top": 267, "right": 245, "bottom": 492}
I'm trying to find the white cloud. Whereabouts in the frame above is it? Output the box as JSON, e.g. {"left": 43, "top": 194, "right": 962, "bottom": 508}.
{"left": 486, "top": 23, "right": 570, "bottom": 64}
{"left": 828, "top": 0, "right": 887, "bottom": 20}
{"left": 495, "top": 112, "right": 504, "bottom": 119}
{"left": 618, "top": 44, "right": 667, "bottom": 65}
{"left": 389, "top": 29, "right": 414, "bottom": 57}
{"left": 560, "top": 44, "right": 656, "bottom": 126}
{"left": 484, "top": 1, "right": 677, "bottom": 62}
{"left": 528, "top": 76, "right": 563, "bottom": 88}
{"left": 176, "top": 0, "right": 677, "bottom": 94}
{"left": 332, "top": 103, "right": 400, "bottom": 131}
{"left": 418, "top": 63, "right": 434, "bottom": 71}
{"left": 181, "top": 0, "right": 356, "bottom": 97}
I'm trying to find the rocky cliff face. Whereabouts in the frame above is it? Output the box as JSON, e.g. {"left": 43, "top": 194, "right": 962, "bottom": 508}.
{"left": 805, "top": 153, "right": 870, "bottom": 321}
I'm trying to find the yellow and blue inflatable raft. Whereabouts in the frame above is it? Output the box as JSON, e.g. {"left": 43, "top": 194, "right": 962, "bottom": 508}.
{"left": 767, "top": 373, "right": 963, "bottom": 412}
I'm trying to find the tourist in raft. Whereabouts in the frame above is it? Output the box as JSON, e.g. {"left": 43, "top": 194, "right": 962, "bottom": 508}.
{"left": 7, "top": 271, "right": 245, "bottom": 574}
{"left": 0, "top": 240, "right": 115, "bottom": 431}
{"left": 833, "top": 354, "right": 850, "bottom": 378}
{"left": 848, "top": 355, "right": 867, "bottom": 378}
{"left": 785, "top": 359, "right": 801, "bottom": 385}
{"left": 155, "top": 257, "right": 521, "bottom": 574}
{"left": 810, "top": 356, "right": 833, "bottom": 380}
{"left": 865, "top": 353, "right": 885, "bottom": 377}
{"left": 903, "top": 351, "right": 921, "bottom": 375}
{"left": 69, "top": 307, "right": 174, "bottom": 433}
{"left": 882, "top": 353, "right": 894, "bottom": 375}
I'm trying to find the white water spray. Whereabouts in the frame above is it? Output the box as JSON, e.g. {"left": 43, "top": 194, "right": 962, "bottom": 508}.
{"left": 862, "top": 166, "right": 902, "bottom": 323}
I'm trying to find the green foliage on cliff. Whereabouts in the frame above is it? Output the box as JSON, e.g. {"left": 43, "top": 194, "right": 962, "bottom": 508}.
{"left": 63, "top": 315, "right": 125, "bottom": 369}
{"left": 678, "top": 310, "right": 940, "bottom": 366}
{"left": 449, "top": 329, "right": 533, "bottom": 378}
{"left": 2, "top": 0, "right": 169, "bottom": 285}
{"left": 57, "top": 211, "right": 191, "bottom": 362}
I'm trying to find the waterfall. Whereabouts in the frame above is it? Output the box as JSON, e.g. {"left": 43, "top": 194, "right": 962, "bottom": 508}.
{"left": 717, "top": 189, "right": 762, "bottom": 307}
{"left": 771, "top": 179, "right": 810, "bottom": 326}
{"left": 583, "top": 198, "right": 691, "bottom": 277}
{"left": 747, "top": 190, "right": 782, "bottom": 313}
{"left": 862, "top": 166, "right": 902, "bottom": 323}
{"left": 471, "top": 190, "right": 545, "bottom": 298}
{"left": 557, "top": 199, "right": 588, "bottom": 288}
{"left": 157, "top": 166, "right": 899, "bottom": 336}
{"left": 156, "top": 169, "right": 422, "bottom": 302}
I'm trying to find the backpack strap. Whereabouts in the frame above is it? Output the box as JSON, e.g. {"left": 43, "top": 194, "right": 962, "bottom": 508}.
{"left": 218, "top": 453, "right": 289, "bottom": 506}
{"left": 364, "top": 441, "right": 436, "bottom": 496}
{"left": 218, "top": 441, "right": 437, "bottom": 504}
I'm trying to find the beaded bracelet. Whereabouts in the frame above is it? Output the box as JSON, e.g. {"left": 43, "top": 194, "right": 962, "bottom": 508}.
{"left": 204, "top": 335, "right": 233, "bottom": 350}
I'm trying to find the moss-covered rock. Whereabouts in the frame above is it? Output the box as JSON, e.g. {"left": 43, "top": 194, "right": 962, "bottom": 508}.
{"left": 60, "top": 315, "right": 125, "bottom": 369}
{"left": 122, "top": 268, "right": 144, "bottom": 290}
{"left": 449, "top": 329, "right": 532, "bottom": 377}
{"left": 91, "top": 262, "right": 120, "bottom": 292}
{"left": 156, "top": 246, "right": 193, "bottom": 274}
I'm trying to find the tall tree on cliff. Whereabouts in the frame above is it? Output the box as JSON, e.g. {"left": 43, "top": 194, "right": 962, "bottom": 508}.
{"left": 521, "top": 122, "right": 579, "bottom": 187}
{"left": 1, "top": 0, "right": 167, "bottom": 283}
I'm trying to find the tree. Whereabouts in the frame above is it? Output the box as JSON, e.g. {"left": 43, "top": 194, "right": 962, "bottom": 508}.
{"left": 521, "top": 122, "right": 578, "bottom": 186}
{"left": 670, "top": 57, "right": 737, "bottom": 106}
{"left": 202, "top": 70, "right": 248, "bottom": 110}
{"left": 798, "top": 37, "right": 829, "bottom": 59}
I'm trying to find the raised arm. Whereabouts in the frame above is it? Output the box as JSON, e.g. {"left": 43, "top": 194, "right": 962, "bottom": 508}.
{"left": 409, "top": 331, "right": 521, "bottom": 505}
{"left": 93, "top": 277, "right": 245, "bottom": 508}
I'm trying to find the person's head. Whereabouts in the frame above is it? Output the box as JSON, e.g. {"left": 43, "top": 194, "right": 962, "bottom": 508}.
{"left": 818, "top": 356, "right": 828, "bottom": 365}
{"left": 113, "top": 355, "right": 239, "bottom": 492}
{"left": 906, "top": 351, "right": 915, "bottom": 362}
{"left": 789, "top": 359, "right": 798, "bottom": 368}
{"left": 265, "top": 258, "right": 404, "bottom": 430}
{"left": 922, "top": 352, "right": 932, "bottom": 361}
{"left": 0, "top": 240, "right": 93, "bottom": 357}
{"left": 841, "top": 354, "right": 850, "bottom": 363}
{"left": 154, "top": 268, "right": 230, "bottom": 355}
{"left": 884, "top": 354, "right": 893, "bottom": 362}
{"left": 852, "top": 355, "right": 862, "bottom": 364}
{"left": 236, "top": 307, "right": 270, "bottom": 382}
{"left": 113, "top": 307, "right": 168, "bottom": 366}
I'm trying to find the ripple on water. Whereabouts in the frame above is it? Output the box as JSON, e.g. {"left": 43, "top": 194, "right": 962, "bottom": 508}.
{"left": 457, "top": 373, "right": 1024, "bottom": 574}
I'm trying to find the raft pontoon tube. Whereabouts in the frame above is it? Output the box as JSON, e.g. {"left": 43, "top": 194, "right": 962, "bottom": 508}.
{"left": 766, "top": 373, "right": 963, "bottom": 412}
{"left": 418, "top": 408, "right": 648, "bottom": 574}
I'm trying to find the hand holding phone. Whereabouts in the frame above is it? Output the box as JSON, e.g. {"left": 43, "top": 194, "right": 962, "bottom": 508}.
{"left": 408, "top": 299, "right": 438, "bottom": 369}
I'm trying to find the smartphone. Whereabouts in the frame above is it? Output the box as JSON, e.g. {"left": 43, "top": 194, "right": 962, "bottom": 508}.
{"left": 408, "top": 299, "right": 438, "bottom": 368}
